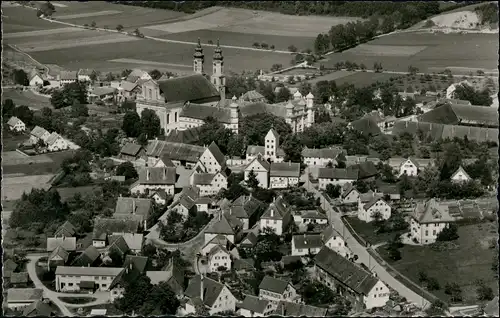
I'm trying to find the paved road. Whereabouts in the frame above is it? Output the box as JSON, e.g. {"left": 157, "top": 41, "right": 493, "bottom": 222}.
{"left": 26, "top": 254, "right": 111, "bottom": 316}
{"left": 302, "top": 173, "right": 431, "bottom": 309}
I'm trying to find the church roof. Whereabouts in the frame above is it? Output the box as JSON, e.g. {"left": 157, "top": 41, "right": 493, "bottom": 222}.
{"left": 158, "top": 74, "right": 219, "bottom": 103}
{"left": 180, "top": 103, "right": 231, "bottom": 123}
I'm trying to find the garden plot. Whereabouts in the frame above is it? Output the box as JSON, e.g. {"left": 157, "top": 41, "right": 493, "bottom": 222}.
{"left": 347, "top": 45, "right": 428, "bottom": 57}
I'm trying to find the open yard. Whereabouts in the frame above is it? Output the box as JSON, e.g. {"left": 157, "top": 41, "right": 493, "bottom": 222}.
{"left": 344, "top": 216, "right": 407, "bottom": 245}
{"left": 378, "top": 222, "right": 499, "bottom": 304}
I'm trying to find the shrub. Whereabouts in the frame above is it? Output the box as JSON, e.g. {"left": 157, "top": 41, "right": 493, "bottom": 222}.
{"left": 288, "top": 45, "right": 298, "bottom": 52}
{"left": 436, "top": 223, "right": 459, "bottom": 241}
{"left": 426, "top": 277, "right": 440, "bottom": 291}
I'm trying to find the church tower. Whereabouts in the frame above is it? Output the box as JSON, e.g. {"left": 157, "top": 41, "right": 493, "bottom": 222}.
{"left": 211, "top": 40, "right": 226, "bottom": 102}
{"left": 306, "top": 92, "right": 315, "bottom": 127}
{"left": 193, "top": 38, "right": 204, "bottom": 75}
{"left": 230, "top": 96, "right": 239, "bottom": 134}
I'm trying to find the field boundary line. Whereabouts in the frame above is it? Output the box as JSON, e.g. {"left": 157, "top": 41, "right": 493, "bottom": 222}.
{"left": 7, "top": 44, "right": 50, "bottom": 76}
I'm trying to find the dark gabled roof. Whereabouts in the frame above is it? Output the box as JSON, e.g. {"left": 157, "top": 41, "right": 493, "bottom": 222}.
{"left": 22, "top": 300, "right": 53, "bottom": 317}
{"left": 270, "top": 162, "right": 300, "bottom": 177}
{"left": 54, "top": 220, "right": 77, "bottom": 236}
{"left": 418, "top": 103, "right": 498, "bottom": 127}
{"left": 293, "top": 234, "right": 323, "bottom": 249}
{"left": 185, "top": 275, "right": 226, "bottom": 307}
{"left": 240, "top": 232, "right": 258, "bottom": 247}
{"left": 234, "top": 258, "right": 255, "bottom": 270}
{"left": 92, "top": 218, "right": 140, "bottom": 240}
{"left": 192, "top": 173, "right": 215, "bottom": 185}
{"left": 314, "top": 247, "right": 379, "bottom": 295}
{"left": 321, "top": 225, "right": 343, "bottom": 243}
{"left": 350, "top": 117, "right": 382, "bottom": 136}
{"left": 206, "top": 214, "right": 239, "bottom": 235}
{"left": 363, "top": 197, "right": 387, "bottom": 211}
{"left": 49, "top": 246, "right": 69, "bottom": 263}
{"left": 245, "top": 156, "right": 271, "bottom": 172}
{"left": 240, "top": 295, "right": 270, "bottom": 314}
{"left": 231, "top": 195, "right": 266, "bottom": 219}
{"left": 123, "top": 255, "right": 149, "bottom": 274}
{"left": 259, "top": 276, "right": 290, "bottom": 294}
{"left": 318, "top": 168, "right": 358, "bottom": 180}
{"left": 10, "top": 272, "right": 29, "bottom": 284}
{"left": 158, "top": 74, "right": 219, "bottom": 103}
{"left": 274, "top": 301, "right": 328, "bottom": 317}
{"left": 46, "top": 237, "right": 76, "bottom": 252}
{"left": 352, "top": 161, "right": 378, "bottom": 179}
{"left": 138, "top": 167, "right": 177, "bottom": 185}
{"left": 107, "top": 235, "right": 131, "bottom": 256}
{"left": 412, "top": 198, "right": 454, "bottom": 224}
{"left": 120, "top": 142, "right": 144, "bottom": 156}
{"left": 261, "top": 196, "right": 289, "bottom": 220}
{"left": 302, "top": 147, "right": 343, "bottom": 159}
{"left": 207, "top": 142, "right": 226, "bottom": 168}
{"left": 4, "top": 259, "right": 18, "bottom": 272}
{"left": 166, "top": 127, "right": 201, "bottom": 144}
{"left": 147, "top": 140, "right": 205, "bottom": 163}
{"left": 71, "top": 245, "right": 100, "bottom": 267}
{"left": 114, "top": 197, "right": 152, "bottom": 218}
{"left": 180, "top": 103, "right": 231, "bottom": 123}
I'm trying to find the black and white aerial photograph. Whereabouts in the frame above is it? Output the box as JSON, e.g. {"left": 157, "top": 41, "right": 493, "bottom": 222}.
{"left": 1, "top": 1, "right": 499, "bottom": 317}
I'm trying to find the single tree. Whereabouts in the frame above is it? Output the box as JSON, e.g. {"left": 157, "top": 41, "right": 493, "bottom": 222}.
{"left": 116, "top": 161, "right": 139, "bottom": 180}
{"left": 116, "top": 24, "right": 124, "bottom": 31}
{"left": 122, "top": 111, "right": 142, "bottom": 137}
{"left": 246, "top": 169, "right": 260, "bottom": 189}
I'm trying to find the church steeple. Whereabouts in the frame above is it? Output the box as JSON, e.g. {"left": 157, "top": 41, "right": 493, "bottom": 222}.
{"left": 211, "top": 39, "right": 226, "bottom": 102}
{"left": 193, "top": 38, "right": 204, "bottom": 75}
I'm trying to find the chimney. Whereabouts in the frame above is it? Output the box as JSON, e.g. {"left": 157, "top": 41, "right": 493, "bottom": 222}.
{"left": 200, "top": 275, "right": 204, "bottom": 301}
{"left": 132, "top": 199, "right": 136, "bottom": 214}
{"left": 270, "top": 209, "right": 274, "bottom": 217}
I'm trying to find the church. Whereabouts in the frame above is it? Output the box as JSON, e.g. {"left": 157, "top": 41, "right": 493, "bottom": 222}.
{"left": 135, "top": 39, "right": 316, "bottom": 135}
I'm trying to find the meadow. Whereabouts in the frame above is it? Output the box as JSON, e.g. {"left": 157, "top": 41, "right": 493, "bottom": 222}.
{"left": 2, "top": 89, "right": 52, "bottom": 110}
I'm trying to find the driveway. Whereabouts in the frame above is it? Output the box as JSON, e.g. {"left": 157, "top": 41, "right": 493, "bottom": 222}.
{"left": 26, "top": 254, "right": 111, "bottom": 316}
{"left": 303, "top": 184, "right": 431, "bottom": 309}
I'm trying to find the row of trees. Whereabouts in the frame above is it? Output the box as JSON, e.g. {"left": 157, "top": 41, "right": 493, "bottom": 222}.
{"left": 3, "top": 99, "right": 35, "bottom": 127}
{"left": 122, "top": 110, "right": 163, "bottom": 143}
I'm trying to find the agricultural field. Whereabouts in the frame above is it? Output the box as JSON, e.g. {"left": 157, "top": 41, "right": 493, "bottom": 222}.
{"left": 2, "top": 173, "right": 55, "bottom": 201}
{"left": 323, "top": 32, "right": 498, "bottom": 74}
{"left": 309, "top": 71, "right": 397, "bottom": 88}
{"left": 2, "top": 150, "right": 75, "bottom": 176}
{"left": 1, "top": 5, "right": 66, "bottom": 33}
{"left": 2, "top": 89, "right": 52, "bottom": 110}
{"left": 378, "top": 222, "right": 499, "bottom": 304}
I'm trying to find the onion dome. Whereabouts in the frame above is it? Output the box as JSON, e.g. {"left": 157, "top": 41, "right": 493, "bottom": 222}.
{"left": 213, "top": 39, "right": 223, "bottom": 61}
{"left": 194, "top": 38, "right": 204, "bottom": 59}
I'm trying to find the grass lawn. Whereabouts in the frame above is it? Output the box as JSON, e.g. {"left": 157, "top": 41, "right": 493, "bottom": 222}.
{"left": 2, "top": 131, "right": 28, "bottom": 151}
{"left": 344, "top": 216, "right": 407, "bottom": 245}
{"left": 58, "top": 297, "right": 97, "bottom": 304}
{"left": 2, "top": 150, "right": 75, "bottom": 176}
{"left": 2, "top": 89, "right": 52, "bottom": 110}
{"left": 378, "top": 221, "right": 499, "bottom": 305}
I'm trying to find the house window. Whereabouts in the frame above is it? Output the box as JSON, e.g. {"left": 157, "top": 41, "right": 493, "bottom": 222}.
{"left": 102, "top": 284, "right": 107, "bottom": 288}
{"left": 432, "top": 230, "right": 436, "bottom": 235}
{"left": 274, "top": 220, "right": 277, "bottom": 224}
{"left": 69, "top": 283, "right": 73, "bottom": 286}
{"left": 94, "top": 276, "right": 99, "bottom": 280}
{"left": 425, "top": 230, "right": 428, "bottom": 236}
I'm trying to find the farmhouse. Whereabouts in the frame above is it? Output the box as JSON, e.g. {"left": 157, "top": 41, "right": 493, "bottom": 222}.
{"left": 55, "top": 266, "right": 124, "bottom": 292}
{"left": 6, "top": 288, "right": 43, "bottom": 311}
{"left": 321, "top": 225, "right": 351, "bottom": 258}
{"left": 246, "top": 128, "right": 285, "bottom": 164}
{"left": 71, "top": 245, "right": 101, "bottom": 267}
{"left": 183, "top": 275, "right": 236, "bottom": 315}
{"left": 349, "top": 115, "right": 382, "bottom": 136}
{"left": 54, "top": 221, "right": 77, "bottom": 237}
{"left": 146, "top": 259, "right": 185, "bottom": 295}
{"left": 259, "top": 276, "right": 299, "bottom": 305}
{"left": 274, "top": 301, "right": 328, "bottom": 317}
{"left": 146, "top": 140, "right": 205, "bottom": 168}
{"left": 22, "top": 300, "right": 54, "bottom": 317}
{"left": 357, "top": 195, "right": 391, "bottom": 223}
{"left": 270, "top": 162, "right": 300, "bottom": 189}
{"left": 418, "top": 103, "right": 499, "bottom": 128}
{"left": 302, "top": 146, "right": 344, "bottom": 167}
{"left": 314, "top": 247, "right": 390, "bottom": 310}
{"left": 225, "top": 194, "right": 266, "bottom": 230}
{"left": 387, "top": 157, "right": 434, "bottom": 178}
{"left": 7, "top": 116, "right": 26, "bottom": 132}
{"left": 113, "top": 197, "right": 152, "bottom": 229}
{"left": 130, "top": 166, "right": 177, "bottom": 195}
{"left": 77, "top": 69, "right": 94, "bottom": 82}
{"left": 341, "top": 183, "right": 360, "bottom": 204}
{"left": 291, "top": 233, "right": 323, "bottom": 256}
{"left": 207, "top": 244, "right": 232, "bottom": 272}
{"left": 119, "top": 143, "right": 146, "bottom": 161}
{"left": 410, "top": 198, "right": 455, "bottom": 245}
{"left": 29, "top": 72, "right": 44, "bottom": 87}
{"left": 88, "top": 87, "right": 117, "bottom": 103}
{"left": 259, "top": 196, "right": 291, "bottom": 236}
{"left": 450, "top": 166, "right": 471, "bottom": 183}
{"left": 29, "top": 126, "right": 50, "bottom": 144}
{"left": 45, "top": 132, "right": 68, "bottom": 152}
{"left": 191, "top": 171, "right": 228, "bottom": 196}
{"left": 318, "top": 167, "right": 358, "bottom": 190}
{"left": 240, "top": 90, "right": 267, "bottom": 103}
{"left": 237, "top": 294, "right": 274, "bottom": 317}
{"left": 59, "top": 71, "right": 77, "bottom": 86}
{"left": 204, "top": 213, "right": 242, "bottom": 244}
{"left": 92, "top": 218, "right": 140, "bottom": 248}
{"left": 293, "top": 209, "right": 328, "bottom": 225}
{"left": 244, "top": 156, "right": 270, "bottom": 189}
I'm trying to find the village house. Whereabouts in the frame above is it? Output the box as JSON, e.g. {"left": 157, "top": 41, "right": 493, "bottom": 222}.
{"left": 108, "top": 255, "right": 150, "bottom": 301}
{"left": 146, "top": 259, "right": 185, "bottom": 295}
{"left": 204, "top": 213, "right": 242, "bottom": 244}
{"left": 146, "top": 140, "right": 205, "bottom": 168}
{"left": 130, "top": 166, "right": 177, "bottom": 195}
{"left": 274, "top": 301, "right": 328, "bottom": 317}
{"left": 183, "top": 275, "right": 237, "bottom": 315}
{"left": 190, "top": 171, "right": 228, "bottom": 196}
{"left": 92, "top": 218, "right": 141, "bottom": 248}
{"left": 450, "top": 166, "right": 472, "bottom": 183}
{"left": 201, "top": 234, "right": 233, "bottom": 256}
{"left": 240, "top": 90, "right": 267, "bottom": 103}
{"left": 318, "top": 167, "right": 358, "bottom": 190}
{"left": 48, "top": 246, "right": 70, "bottom": 269}
{"left": 113, "top": 197, "right": 153, "bottom": 229}
{"left": 125, "top": 69, "right": 152, "bottom": 83}
{"left": 387, "top": 157, "right": 433, "bottom": 178}
{"left": 270, "top": 161, "right": 300, "bottom": 189}
{"left": 150, "top": 190, "right": 169, "bottom": 205}
{"left": 77, "top": 69, "right": 94, "bottom": 82}
{"left": 238, "top": 233, "right": 258, "bottom": 250}
{"left": 234, "top": 258, "right": 255, "bottom": 274}
{"left": 71, "top": 245, "right": 101, "bottom": 267}
{"left": 119, "top": 143, "right": 146, "bottom": 161}
{"left": 226, "top": 194, "right": 266, "bottom": 230}
{"left": 54, "top": 221, "right": 77, "bottom": 237}
{"left": 358, "top": 192, "right": 391, "bottom": 223}
{"left": 7, "top": 116, "right": 26, "bottom": 132}
{"left": 321, "top": 225, "right": 351, "bottom": 258}
{"left": 172, "top": 193, "right": 197, "bottom": 219}
{"left": 3, "top": 259, "right": 19, "bottom": 281}
{"left": 197, "top": 141, "right": 226, "bottom": 173}
{"left": 59, "top": 71, "right": 78, "bottom": 86}
{"left": 88, "top": 87, "right": 117, "bottom": 104}
{"left": 55, "top": 266, "right": 124, "bottom": 292}
{"left": 45, "top": 132, "right": 68, "bottom": 152}
{"left": 6, "top": 288, "right": 43, "bottom": 311}
{"left": 29, "top": 72, "right": 44, "bottom": 87}
{"left": 302, "top": 147, "right": 344, "bottom": 167}
{"left": 244, "top": 156, "right": 270, "bottom": 189}
{"left": 46, "top": 236, "right": 76, "bottom": 254}
{"left": 410, "top": 198, "right": 455, "bottom": 245}
{"left": 195, "top": 197, "right": 213, "bottom": 213}
{"left": 22, "top": 300, "right": 54, "bottom": 317}
{"left": 314, "top": 247, "right": 390, "bottom": 310}
{"left": 10, "top": 272, "right": 30, "bottom": 288}
{"left": 341, "top": 183, "right": 360, "bottom": 204}
{"left": 259, "top": 276, "right": 299, "bottom": 306}
{"left": 207, "top": 244, "right": 232, "bottom": 272}
{"left": 293, "top": 209, "right": 328, "bottom": 225}
{"left": 109, "top": 232, "right": 144, "bottom": 254}
{"left": 117, "top": 80, "right": 142, "bottom": 102}
{"left": 246, "top": 128, "right": 285, "bottom": 164}
{"left": 153, "top": 155, "right": 175, "bottom": 168}
{"left": 291, "top": 233, "right": 323, "bottom": 256}
{"left": 237, "top": 295, "right": 274, "bottom": 317}
{"left": 259, "top": 196, "right": 292, "bottom": 236}
{"left": 29, "top": 126, "right": 50, "bottom": 144}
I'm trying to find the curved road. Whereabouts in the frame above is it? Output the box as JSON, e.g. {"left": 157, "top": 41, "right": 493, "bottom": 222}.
{"left": 26, "top": 254, "right": 111, "bottom": 317}
{"left": 302, "top": 172, "right": 431, "bottom": 309}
